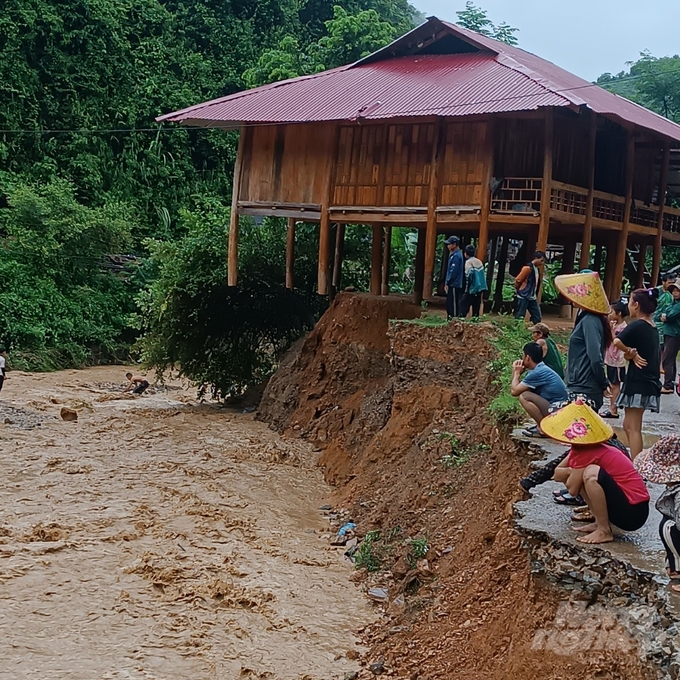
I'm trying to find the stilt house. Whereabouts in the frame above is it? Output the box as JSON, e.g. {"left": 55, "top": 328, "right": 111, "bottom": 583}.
{"left": 159, "top": 17, "right": 680, "bottom": 304}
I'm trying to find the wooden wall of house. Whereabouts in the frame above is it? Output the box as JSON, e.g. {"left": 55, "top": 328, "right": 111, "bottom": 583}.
{"left": 553, "top": 114, "right": 589, "bottom": 187}
{"left": 332, "top": 122, "right": 437, "bottom": 206}
{"left": 331, "top": 119, "right": 488, "bottom": 207}
{"left": 239, "top": 123, "right": 335, "bottom": 205}
{"left": 439, "top": 121, "right": 487, "bottom": 205}
{"left": 494, "top": 118, "right": 543, "bottom": 178}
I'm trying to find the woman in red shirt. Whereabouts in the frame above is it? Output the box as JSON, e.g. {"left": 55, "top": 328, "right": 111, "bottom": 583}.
{"left": 542, "top": 401, "right": 650, "bottom": 544}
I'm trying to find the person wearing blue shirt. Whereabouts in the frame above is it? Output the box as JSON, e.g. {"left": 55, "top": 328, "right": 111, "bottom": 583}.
{"left": 511, "top": 342, "right": 568, "bottom": 436}
{"left": 444, "top": 235, "right": 464, "bottom": 320}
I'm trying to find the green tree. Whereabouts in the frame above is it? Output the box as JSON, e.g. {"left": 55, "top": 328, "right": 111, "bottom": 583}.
{"left": 244, "top": 5, "right": 409, "bottom": 87}
{"left": 455, "top": 2, "right": 519, "bottom": 45}
{"left": 597, "top": 52, "right": 680, "bottom": 122}
{"left": 134, "top": 202, "right": 323, "bottom": 398}
{"left": 0, "top": 178, "right": 135, "bottom": 368}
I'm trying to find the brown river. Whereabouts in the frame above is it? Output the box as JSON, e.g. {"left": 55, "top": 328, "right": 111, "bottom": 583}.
{"left": 0, "top": 367, "right": 372, "bottom": 679}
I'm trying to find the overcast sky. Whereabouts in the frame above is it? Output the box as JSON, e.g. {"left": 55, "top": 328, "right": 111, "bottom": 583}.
{"left": 412, "top": 0, "right": 679, "bottom": 81}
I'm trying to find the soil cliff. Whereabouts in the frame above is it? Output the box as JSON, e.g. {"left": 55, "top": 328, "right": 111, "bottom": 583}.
{"left": 258, "top": 293, "right": 653, "bottom": 680}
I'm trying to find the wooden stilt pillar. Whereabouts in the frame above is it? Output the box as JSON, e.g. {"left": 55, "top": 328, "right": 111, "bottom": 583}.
{"left": 285, "top": 218, "right": 296, "bottom": 290}
{"left": 494, "top": 237, "right": 509, "bottom": 311}
{"left": 318, "top": 212, "right": 332, "bottom": 295}
{"left": 332, "top": 223, "right": 345, "bottom": 291}
{"left": 486, "top": 237, "right": 497, "bottom": 293}
{"left": 537, "top": 109, "right": 554, "bottom": 254}
{"left": 561, "top": 238, "right": 577, "bottom": 274}
{"left": 423, "top": 121, "right": 443, "bottom": 300}
{"left": 603, "top": 238, "right": 617, "bottom": 299}
{"left": 636, "top": 243, "right": 647, "bottom": 289}
{"left": 594, "top": 244, "right": 603, "bottom": 274}
{"left": 579, "top": 110, "right": 598, "bottom": 270}
{"left": 478, "top": 119, "right": 495, "bottom": 265}
{"left": 228, "top": 127, "right": 247, "bottom": 287}
{"left": 371, "top": 224, "right": 382, "bottom": 295}
{"left": 612, "top": 131, "right": 636, "bottom": 300}
{"left": 414, "top": 228, "right": 426, "bottom": 305}
{"left": 652, "top": 142, "right": 671, "bottom": 286}
{"left": 381, "top": 226, "right": 392, "bottom": 296}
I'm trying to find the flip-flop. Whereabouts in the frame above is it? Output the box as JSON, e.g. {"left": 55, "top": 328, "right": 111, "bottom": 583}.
{"left": 522, "top": 428, "right": 547, "bottom": 438}
{"left": 572, "top": 510, "right": 594, "bottom": 522}
{"left": 552, "top": 487, "right": 568, "bottom": 498}
{"left": 600, "top": 410, "right": 619, "bottom": 419}
{"left": 554, "top": 492, "right": 586, "bottom": 506}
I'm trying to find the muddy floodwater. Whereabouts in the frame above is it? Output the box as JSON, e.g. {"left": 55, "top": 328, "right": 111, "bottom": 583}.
{"left": 0, "top": 367, "right": 372, "bottom": 679}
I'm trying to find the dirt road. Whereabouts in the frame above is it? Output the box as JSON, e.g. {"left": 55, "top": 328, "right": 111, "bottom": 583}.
{"left": 0, "top": 367, "right": 372, "bottom": 680}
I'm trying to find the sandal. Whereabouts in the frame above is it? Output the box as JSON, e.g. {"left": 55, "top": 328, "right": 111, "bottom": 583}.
{"left": 600, "top": 410, "right": 619, "bottom": 419}
{"left": 522, "top": 427, "right": 547, "bottom": 438}
{"left": 554, "top": 492, "right": 586, "bottom": 506}
{"left": 572, "top": 509, "right": 594, "bottom": 522}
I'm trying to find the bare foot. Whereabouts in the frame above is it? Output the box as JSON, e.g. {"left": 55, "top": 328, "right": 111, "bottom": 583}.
{"left": 573, "top": 522, "right": 597, "bottom": 534}
{"left": 577, "top": 527, "right": 613, "bottom": 544}
{"left": 667, "top": 569, "right": 680, "bottom": 581}
{"left": 671, "top": 584, "right": 680, "bottom": 593}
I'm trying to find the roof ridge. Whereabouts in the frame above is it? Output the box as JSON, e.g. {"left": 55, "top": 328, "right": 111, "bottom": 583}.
{"left": 492, "top": 52, "right": 585, "bottom": 107}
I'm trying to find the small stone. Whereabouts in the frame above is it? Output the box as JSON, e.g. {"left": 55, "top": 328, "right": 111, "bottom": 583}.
{"left": 369, "top": 659, "right": 385, "bottom": 675}
{"left": 344, "top": 673, "right": 358, "bottom": 680}
{"left": 319, "top": 505, "right": 332, "bottom": 511}
{"left": 346, "top": 650, "right": 360, "bottom": 660}
{"left": 60, "top": 407, "right": 78, "bottom": 422}
{"left": 367, "top": 587, "right": 389, "bottom": 602}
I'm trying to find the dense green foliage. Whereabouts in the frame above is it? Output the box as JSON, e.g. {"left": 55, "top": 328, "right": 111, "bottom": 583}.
{"left": 0, "top": 178, "right": 135, "bottom": 369}
{"left": 0, "top": 0, "right": 417, "bottom": 378}
{"left": 597, "top": 52, "right": 680, "bottom": 123}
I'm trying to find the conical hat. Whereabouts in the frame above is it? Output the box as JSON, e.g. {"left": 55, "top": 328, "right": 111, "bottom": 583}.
{"left": 554, "top": 272, "right": 610, "bottom": 314}
{"left": 540, "top": 401, "right": 613, "bottom": 445}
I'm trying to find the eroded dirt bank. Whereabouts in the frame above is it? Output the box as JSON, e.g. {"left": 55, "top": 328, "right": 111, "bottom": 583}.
{"left": 0, "top": 367, "right": 373, "bottom": 679}
{"left": 259, "top": 293, "right": 655, "bottom": 680}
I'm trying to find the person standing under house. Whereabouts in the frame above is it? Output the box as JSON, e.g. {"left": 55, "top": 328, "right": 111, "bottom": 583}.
{"left": 514, "top": 250, "right": 546, "bottom": 324}
{"left": 655, "top": 273, "right": 677, "bottom": 362}
{"left": 614, "top": 288, "right": 662, "bottom": 459}
{"left": 601, "top": 300, "right": 629, "bottom": 418}
{"left": 529, "top": 322, "right": 564, "bottom": 379}
{"left": 461, "top": 244, "right": 488, "bottom": 318}
{"left": 634, "top": 435, "right": 680, "bottom": 591}
{"left": 660, "top": 281, "right": 680, "bottom": 394}
{"left": 510, "top": 342, "right": 568, "bottom": 437}
{"left": 444, "top": 236, "right": 464, "bottom": 321}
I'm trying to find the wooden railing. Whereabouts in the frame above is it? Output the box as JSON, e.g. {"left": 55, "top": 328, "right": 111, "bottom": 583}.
{"left": 664, "top": 207, "right": 680, "bottom": 233}
{"left": 491, "top": 178, "right": 542, "bottom": 214}
{"left": 488, "top": 178, "right": 679, "bottom": 237}
{"left": 550, "top": 181, "right": 587, "bottom": 216}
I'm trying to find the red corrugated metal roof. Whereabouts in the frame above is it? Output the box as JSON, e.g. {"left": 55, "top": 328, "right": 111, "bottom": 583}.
{"left": 157, "top": 17, "right": 680, "bottom": 143}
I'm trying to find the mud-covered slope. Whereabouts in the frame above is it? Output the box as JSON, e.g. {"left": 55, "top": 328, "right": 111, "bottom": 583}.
{"left": 258, "top": 294, "right": 654, "bottom": 680}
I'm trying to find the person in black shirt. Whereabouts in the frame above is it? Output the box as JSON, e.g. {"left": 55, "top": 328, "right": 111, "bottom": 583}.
{"left": 614, "top": 288, "right": 661, "bottom": 459}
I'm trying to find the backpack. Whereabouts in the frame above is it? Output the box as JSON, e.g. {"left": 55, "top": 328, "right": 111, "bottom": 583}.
{"left": 468, "top": 266, "right": 488, "bottom": 295}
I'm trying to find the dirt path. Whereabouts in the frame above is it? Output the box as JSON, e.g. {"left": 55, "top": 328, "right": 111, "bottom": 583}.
{"left": 0, "top": 367, "right": 372, "bottom": 680}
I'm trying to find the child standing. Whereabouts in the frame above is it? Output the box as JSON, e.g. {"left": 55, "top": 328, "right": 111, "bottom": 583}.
{"left": 635, "top": 435, "right": 680, "bottom": 591}
{"left": 601, "top": 300, "right": 629, "bottom": 419}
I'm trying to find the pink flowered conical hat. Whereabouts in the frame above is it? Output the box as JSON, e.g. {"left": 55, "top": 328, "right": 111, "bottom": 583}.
{"left": 540, "top": 400, "right": 613, "bottom": 445}
{"left": 634, "top": 436, "right": 680, "bottom": 484}
{"left": 555, "top": 272, "right": 610, "bottom": 315}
